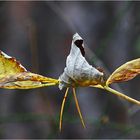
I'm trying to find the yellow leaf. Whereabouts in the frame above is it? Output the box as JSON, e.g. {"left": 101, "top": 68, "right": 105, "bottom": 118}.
{"left": 0, "top": 51, "right": 26, "bottom": 79}
{"left": 0, "top": 51, "right": 59, "bottom": 89}
{"left": 106, "top": 58, "right": 140, "bottom": 86}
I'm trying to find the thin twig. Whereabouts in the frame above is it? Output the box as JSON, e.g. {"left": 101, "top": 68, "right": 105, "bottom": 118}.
{"left": 59, "top": 88, "right": 69, "bottom": 132}
{"left": 72, "top": 88, "right": 86, "bottom": 128}
{"left": 104, "top": 86, "right": 140, "bottom": 106}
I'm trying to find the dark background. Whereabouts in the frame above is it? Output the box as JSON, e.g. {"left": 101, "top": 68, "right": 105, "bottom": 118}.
{"left": 0, "top": 1, "right": 140, "bottom": 138}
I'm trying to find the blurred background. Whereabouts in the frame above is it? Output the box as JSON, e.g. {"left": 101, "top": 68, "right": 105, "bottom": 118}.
{"left": 0, "top": 1, "right": 140, "bottom": 138}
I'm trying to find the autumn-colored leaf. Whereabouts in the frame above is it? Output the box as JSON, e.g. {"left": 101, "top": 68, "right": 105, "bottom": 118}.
{"left": 0, "top": 51, "right": 59, "bottom": 89}
{"left": 0, "top": 72, "right": 59, "bottom": 89}
{"left": 106, "top": 58, "right": 140, "bottom": 86}
{"left": 0, "top": 51, "right": 26, "bottom": 79}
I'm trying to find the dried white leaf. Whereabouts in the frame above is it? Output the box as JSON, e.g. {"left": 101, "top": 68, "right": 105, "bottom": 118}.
{"left": 59, "top": 33, "right": 104, "bottom": 90}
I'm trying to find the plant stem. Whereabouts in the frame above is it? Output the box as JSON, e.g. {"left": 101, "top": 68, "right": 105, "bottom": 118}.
{"left": 104, "top": 86, "right": 140, "bottom": 106}
{"left": 59, "top": 88, "right": 69, "bottom": 132}
{"left": 72, "top": 88, "right": 86, "bottom": 128}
